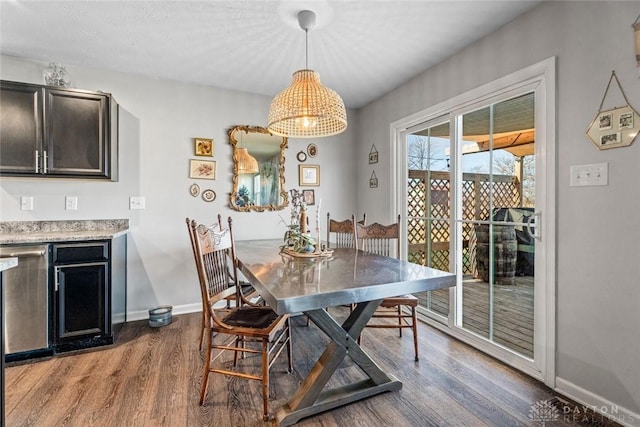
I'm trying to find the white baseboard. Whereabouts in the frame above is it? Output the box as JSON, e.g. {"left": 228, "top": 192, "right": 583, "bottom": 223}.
{"left": 126, "top": 303, "right": 201, "bottom": 322}
{"left": 555, "top": 377, "right": 640, "bottom": 427}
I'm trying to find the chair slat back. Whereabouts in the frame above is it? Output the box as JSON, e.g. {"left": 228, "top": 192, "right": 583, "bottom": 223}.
{"left": 326, "top": 213, "right": 366, "bottom": 249}
{"left": 186, "top": 215, "right": 222, "bottom": 265}
{"left": 190, "top": 219, "right": 238, "bottom": 307}
{"left": 355, "top": 215, "right": 401, "bottom": 258}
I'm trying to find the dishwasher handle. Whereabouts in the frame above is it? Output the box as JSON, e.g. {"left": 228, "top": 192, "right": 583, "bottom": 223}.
{"left": 0, "top": 248, "right": 47, "bottom": 258}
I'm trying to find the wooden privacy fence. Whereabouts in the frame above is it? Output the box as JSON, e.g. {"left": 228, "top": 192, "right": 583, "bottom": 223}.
{"left": 407, "top": 170, "right": 521, "bottom": 273}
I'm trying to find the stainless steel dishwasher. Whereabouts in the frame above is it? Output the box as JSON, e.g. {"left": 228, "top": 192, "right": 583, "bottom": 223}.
{"left": 0, "top": 244, "right": 51, "bottom": 358}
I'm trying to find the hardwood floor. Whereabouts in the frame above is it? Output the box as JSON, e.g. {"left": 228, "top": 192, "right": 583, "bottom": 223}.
{"left": 5, "top": 311, "right": 617, "bottom": 427}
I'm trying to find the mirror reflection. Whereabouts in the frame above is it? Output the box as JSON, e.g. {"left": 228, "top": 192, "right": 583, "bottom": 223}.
{"left": 228, "top": 125, "right": 288, "bottom": 212}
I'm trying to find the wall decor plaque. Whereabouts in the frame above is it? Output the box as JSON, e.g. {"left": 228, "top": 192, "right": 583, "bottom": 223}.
{"left": 194, "top": 138, "right": 214, "bottom": 156}
{"left": 586, "top": 71, "right": 640, "bottom": 150}
{"left": 202, "top": 189, "right": 216, "bottom": 202}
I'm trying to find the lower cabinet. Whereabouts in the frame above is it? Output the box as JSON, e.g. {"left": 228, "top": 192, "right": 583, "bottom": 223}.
{"left": 51, "top": 237, "right": 126, "bottom": 353}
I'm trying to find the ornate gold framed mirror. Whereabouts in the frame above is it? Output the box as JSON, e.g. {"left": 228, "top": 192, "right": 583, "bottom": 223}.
{"left": 228, "top": 125, "right": 288, "bottom": 212}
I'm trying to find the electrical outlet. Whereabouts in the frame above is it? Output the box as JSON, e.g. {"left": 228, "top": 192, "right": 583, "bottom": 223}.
{"left": 65, "top": 196, "right": 78, "bottom": 210}
{"left": 20, "top": 196, "right": 34, "bottom": 211}
{"left": 570, "top": 163, "right": 608, "bottom": 187}
{"left": 129, "top": 196, "right": 146, "bottom": 210}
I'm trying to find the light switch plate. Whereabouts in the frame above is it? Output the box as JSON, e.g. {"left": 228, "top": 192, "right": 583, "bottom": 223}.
{"left": 570, "top": 163, "right": 608, "bottom": 187}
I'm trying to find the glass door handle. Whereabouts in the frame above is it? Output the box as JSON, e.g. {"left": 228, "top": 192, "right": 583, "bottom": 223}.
{"left": 527, "top": 211, "right": 542, "bottom": 241}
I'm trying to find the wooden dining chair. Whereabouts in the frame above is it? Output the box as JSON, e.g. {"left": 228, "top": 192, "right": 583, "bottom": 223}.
{"left": 326, "top": 212, "right": 366, "bottom": 248}
{"left": 189, "top": 217, "right": 292, "bottom": 421}
{"left": 304, "top": 213, "right": 367, "bottom": 327}
{"left": 186, "top": 215, "right": 258, "bottom": 350}
{"left": 186, "top": 215, "right": 224, "bottom": 351}
{"left": 354, "top": 214, "right": 420, "bottom": 361}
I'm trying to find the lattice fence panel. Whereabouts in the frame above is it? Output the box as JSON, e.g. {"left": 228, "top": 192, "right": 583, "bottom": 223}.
{"left": 407, "top": 170, "right": 520, "bottom": 275}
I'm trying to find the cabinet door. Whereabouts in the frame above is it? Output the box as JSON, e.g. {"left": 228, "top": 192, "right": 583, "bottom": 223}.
{"left": 44, "top": 88, "right": 109, "bottom": 177}
{"left": 56, "top": 262, "right": 109, "bottom": 340}
{"left": 0, "top": 82, "right": 43, "bottom": 174}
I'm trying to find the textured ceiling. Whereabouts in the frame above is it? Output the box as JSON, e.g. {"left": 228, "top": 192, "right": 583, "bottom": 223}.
{"left": 0, "top": 1, "right": 542, "bottom": 109}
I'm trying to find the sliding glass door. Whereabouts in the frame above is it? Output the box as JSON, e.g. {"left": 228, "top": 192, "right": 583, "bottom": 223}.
{"left": 456, "top": 92, "right": 536, "bottom": 359}
{"left": 406, "top": 119, "right": 451, "bottom": 320}
{"left": 398, "top": 58, "right": 555, "bottom": 382}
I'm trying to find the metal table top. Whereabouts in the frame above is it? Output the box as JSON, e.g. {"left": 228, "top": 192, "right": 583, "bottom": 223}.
{"left": 235, "top": 239, "right": 456, "bottom": 315}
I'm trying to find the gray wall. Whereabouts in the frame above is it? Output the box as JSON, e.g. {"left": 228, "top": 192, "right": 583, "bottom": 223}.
{"left": 0, "top": 56, "right": 358, "bottom": 319}
{"left": 357, "top": 0, "right": 640, "bottom": 420}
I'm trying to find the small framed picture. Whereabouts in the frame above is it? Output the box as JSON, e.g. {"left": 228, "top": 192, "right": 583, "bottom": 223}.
{"left": 189, "top": 183, "right": 200, "bottom": 197}
{"left": 302, "top": 189, "right": 315, "bottom": 205}
{"left": 202, "top": 189, "right": 216, "bottom": 202}
{"left": 369, "top": 170, "right": 378, "bottom": 188}
{"left": 189, "top": 159, "right": 216, "bottom": 179}
{"left": 369, "top": 144, "right": 379, "bottom": 164}
{"left": 619, "top": 113, "right": 633, "bottom": 130}
{"left": 600, "top": 132, "right": 620, "bottom": 146}
{"left": 586, "top": 105, "right": 639, "bottom": 150}
{"left": 307, "top": 143, "right": 317, "bottom": 158}
{"left": 194, "top": 138, "right": 214, "bottom": 157}
{"left": 598, "top": 113, "right": 612, "bottom": 130}
{"left": 299, "top": 164, "right": 320, "bottom": 186}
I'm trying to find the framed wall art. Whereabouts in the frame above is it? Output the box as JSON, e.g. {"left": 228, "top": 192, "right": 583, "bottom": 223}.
{"left": 302, "top": 189, "right": 315, "bottom": 205}
{"left": 307, "top": 143, "right": 317, "bottom": 158}
{"left": 189, "top": 159, "right": 216, "bottom": 179}
{"left": 369, "top": 144, "right": 378, "bottom": 164}
{"left": 299, "top": 164, "right": 320, "bottom": 186}
{"left": 369, "top": 170, "right": 378, "bottom": 188}
{"left": 189, "top": 183, "right": 200, "bottom": 197}
{"left": 587, "top": 105, "right": 640, "bottom": 150}
{"left": 194, "top": 138, "right": 214, "bottom": 157}
{"left": 202, "top": 189, "right": 216, "bottom": 202}
{"left": 586, "top": 71, "right": 640, "bottom": 150}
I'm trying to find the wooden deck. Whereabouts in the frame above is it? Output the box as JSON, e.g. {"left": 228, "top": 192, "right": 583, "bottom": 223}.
{"left": 416, "top": 276, "right": 534, "bottom": 358}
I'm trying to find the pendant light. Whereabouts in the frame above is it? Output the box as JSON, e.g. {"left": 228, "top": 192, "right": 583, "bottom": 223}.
{"left": 236, "top": 130, "right": 259, "bottom": 174}
{"left": 267, "top": 10, "right": 347, "bottom": 138}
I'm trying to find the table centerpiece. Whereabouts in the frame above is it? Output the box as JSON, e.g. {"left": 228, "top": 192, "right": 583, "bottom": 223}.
{"left": 280, "top": 189, "right": 332, "bottom": 258}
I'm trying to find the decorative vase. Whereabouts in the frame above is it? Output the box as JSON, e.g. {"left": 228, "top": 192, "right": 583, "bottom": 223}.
{"left": 299, "top": 209, "right": 308, "bottom": 234}
{"left": 43, "top": 62, "right": 72, "bottom": 87}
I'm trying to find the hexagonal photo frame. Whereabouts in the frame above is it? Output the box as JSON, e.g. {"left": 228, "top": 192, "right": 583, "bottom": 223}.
{"left": 586, "top": 105, "right": 640, "bottom": 150}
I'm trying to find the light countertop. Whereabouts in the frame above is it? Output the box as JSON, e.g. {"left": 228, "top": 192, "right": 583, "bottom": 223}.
{"left": 0, "top": 219, "right": 129, "bottom": 244}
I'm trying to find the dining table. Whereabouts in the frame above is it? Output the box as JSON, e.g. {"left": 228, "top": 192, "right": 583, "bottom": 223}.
{"left": 234, "top": 239, "right": 456, "bottom": 426}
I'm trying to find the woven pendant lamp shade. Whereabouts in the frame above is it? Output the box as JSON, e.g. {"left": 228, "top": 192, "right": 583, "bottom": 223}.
{"left": 268, "top": 69, "right": 347, "bottom": 138}
{"left": 236, "top": 148, "right": 259, "bottom": 174}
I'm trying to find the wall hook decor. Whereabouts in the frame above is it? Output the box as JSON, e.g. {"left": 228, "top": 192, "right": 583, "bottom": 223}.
{"left": 368, "top": 144, "right": 378, "bottom": 164}
{"left": 585, "top": 70, "right": 639, "bottom": 150}
{"left": 369, "top": 170, "right": 378, "bottom": 188}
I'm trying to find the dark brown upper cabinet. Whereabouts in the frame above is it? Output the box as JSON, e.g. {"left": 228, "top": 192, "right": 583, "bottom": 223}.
{"left": 0, "top": 80, "right": 118, "bottom": 180}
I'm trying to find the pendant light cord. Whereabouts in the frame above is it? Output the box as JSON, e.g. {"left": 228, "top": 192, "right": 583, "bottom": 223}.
{"left": 305, "top": 28, "right": 309, "bottom": 69}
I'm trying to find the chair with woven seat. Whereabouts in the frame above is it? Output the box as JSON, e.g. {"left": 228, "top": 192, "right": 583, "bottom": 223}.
{"left": 186, "top": 215, "right": 258, "bottom": 350}
{"left": 189, "top": 217, "right": 292, "bottom": 421}
{"left": 354, "top": 214, "right": 420, "bottom": 361}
